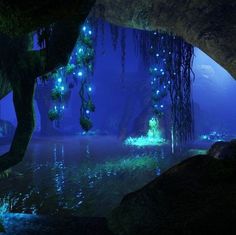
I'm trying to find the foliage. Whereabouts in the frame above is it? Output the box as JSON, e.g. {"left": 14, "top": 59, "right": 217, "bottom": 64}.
{"left": 125, "top": 117, "right": 165, "bottom": 147}
{"left": 48, "top": 108, "right": 61, "bottom": 121}
{"left": 44, "top": 20, "right": 95, "bottom": 131}
{"left": 80, "top": 117, "right": 93, "bottom": 132}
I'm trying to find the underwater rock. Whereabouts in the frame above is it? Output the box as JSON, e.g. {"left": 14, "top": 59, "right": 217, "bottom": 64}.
{"left": 108, "top": 155, "right": 236, "bottom": 235}
{"left": 208, "top": 140, "right": 236, "bottom": 160}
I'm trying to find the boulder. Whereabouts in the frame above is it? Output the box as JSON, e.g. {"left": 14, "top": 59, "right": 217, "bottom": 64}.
{"left": 109, "top": 154, "right": 236, "bottom": 235}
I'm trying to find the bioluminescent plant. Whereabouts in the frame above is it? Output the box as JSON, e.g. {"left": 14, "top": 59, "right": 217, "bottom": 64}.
{"left": 125, "top": 117, "right": 166, "bottom": 147}
{"left": 47, "top": 21, "right": 95, "bottom": 131}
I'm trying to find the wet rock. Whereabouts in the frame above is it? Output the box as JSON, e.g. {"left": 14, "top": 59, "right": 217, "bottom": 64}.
{"left": 108, "top": 155, "right": 236, "bottom": 235}
{"left": 208, "top": 140, "right": 236, "bottom": 160}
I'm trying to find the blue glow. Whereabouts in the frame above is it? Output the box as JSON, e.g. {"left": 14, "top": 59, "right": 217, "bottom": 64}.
{"left": 58, "top": 78, "right": 62, "bottom": 83}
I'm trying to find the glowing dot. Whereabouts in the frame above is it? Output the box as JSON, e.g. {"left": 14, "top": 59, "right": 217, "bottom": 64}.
{"left": 78, "top": 71, "right": 83, "bottom": 77}
{"left": 62, "top": 105, "right": 65, "bottom": 110}
{"left": 61, "top": 86, "right": 65, "bottom": 91}
{"left": 156, "top": 90, "right": 160, "bottom": 94}
{"left": 88, "top": 87, "right": 92, "bottom": 92}
{"left": 83, "top": 26, "right": 86, "bottom": 31}
{"left": 164, "top": 85, "right": 166, "bottom": 89}
{"left": 58, "top": 78, "right": 62, "bottom": 83}
{"left": 160, "top": 105, "right": 164, "bottom": 108}
{"left": 89, "top": 30, "right": 92, "bottom": 35}
{"left": 86, "top": 110, "right": 90, "bottom": 114}
{"left": 154, "top": 68, "right": 158, "bottom": 71}
{"left": 156, "top": 53, "right": 160, "bottom": 57}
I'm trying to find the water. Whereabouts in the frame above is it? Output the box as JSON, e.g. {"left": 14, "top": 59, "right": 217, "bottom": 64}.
{"left": 0, "top": 135, "right": 207, "bottom": 217}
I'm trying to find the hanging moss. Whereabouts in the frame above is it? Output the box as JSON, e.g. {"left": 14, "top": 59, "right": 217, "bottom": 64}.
{"left": 132, "top": 29, "right": 194, "bottom": 144}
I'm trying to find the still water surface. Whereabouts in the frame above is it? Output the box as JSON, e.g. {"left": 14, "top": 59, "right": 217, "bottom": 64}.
{"left": 0, "top": 136, "right": 207, "bottom": 217}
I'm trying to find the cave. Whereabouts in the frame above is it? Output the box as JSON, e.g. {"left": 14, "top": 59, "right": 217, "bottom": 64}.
{"left": 0, "top": 1, "right": 235, "bottom": 235}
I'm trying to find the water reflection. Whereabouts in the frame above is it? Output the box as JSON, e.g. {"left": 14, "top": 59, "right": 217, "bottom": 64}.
{"left": 0, "top": 136, "right": 207, "bottom": 217}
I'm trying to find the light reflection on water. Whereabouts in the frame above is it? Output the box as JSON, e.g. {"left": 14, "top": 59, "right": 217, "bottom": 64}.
{"left": 0, "top": 136, "right": 205, "bottom": 217}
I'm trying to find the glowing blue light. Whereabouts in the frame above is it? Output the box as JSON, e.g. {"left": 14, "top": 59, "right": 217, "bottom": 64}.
{"left": 83, "top": 26, "right": 86, "bottom": 31}
{"left": 160, "top": 105, "right": 164, "bottom": 108}
{"left": 78, "top": 71, "right": 83, "bottom": 77}
{"left": 162, "top": 72, "right": 165, "bottom": 75}
{"left": 78, "top": 48, "right": 83, "bottom": 53}
{"left": 168, "top": 80, "right": 171, "bottom": 84}
{"left": 54, "top": 106, "right": 57, "bottom": 110}
{"left": 61, "top": 86, "right": 65, "bottom": 91}
{"left": 156, "top": 53, "right": 160, "bottom": 57}
{"left": 86, "top": 110, "right": 90, "bottom": 114}
{"left": 160, "top": 69, "right": 164, "bottom": 72}
{"left": 88, "top": 87, "right": 92, "bottom": 92}
{"left": 164, "top": 85, "right": 166, "bottom": 89}
{"left": 156, "top": 90, "right": 160, "bottom": 94}
{"left": 163, "top": 49, "right": 166, "bottom": 53}
{"left": 154, "top": 68, "right": 158, "bottom": 71}
{"left": 58, "top": 78, "right": 62, "bottom": 83}
{"left": 89, "top": 30, "right": 92, "bottom": 35}
{"left": 62, "top": 105, "right": 65, "bottom": 110}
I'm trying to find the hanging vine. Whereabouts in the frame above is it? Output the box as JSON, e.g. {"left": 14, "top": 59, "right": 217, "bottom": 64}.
{"left": 132, "top": 29, "right": 194, "bottom": 144}
{"left": 40, "top": 20, "right": 95, "bottom": 132}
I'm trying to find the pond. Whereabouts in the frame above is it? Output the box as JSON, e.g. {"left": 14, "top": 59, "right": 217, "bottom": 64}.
{"left": 0, "top": 135, "right": 207, "bottom": 217}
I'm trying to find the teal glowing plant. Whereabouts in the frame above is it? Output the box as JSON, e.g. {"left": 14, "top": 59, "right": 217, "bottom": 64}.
{"left": 125, "top": 117, "right": 165, "bottom": 147}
